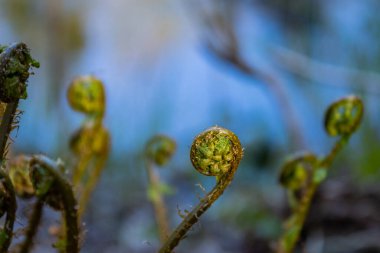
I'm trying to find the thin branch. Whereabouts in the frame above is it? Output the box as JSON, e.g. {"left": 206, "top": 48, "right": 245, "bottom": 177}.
{"left": 272, "top": 45, "right": 380, "bottom": 96}
{"left": 192, "top": 1, "right": 306, "bottom": 148}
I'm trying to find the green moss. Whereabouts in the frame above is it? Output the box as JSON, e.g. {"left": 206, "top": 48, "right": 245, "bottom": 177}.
{"left": 0, "top": 43, "right": 39, "bottom": 103}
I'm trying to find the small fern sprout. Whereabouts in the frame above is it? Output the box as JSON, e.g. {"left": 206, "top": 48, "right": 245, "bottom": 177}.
{"left": 145, "top": 135, "right": 176, "bottom": 243}
{"left": 67, "top": 75, "right": 105, "bottom": 119}
{"left": 0, "top": 42, "right": 38, "bottom": 253}
{"left": 321, "top": 95, "right": 364, "bottom": 169}
{"left": 277, "top": 153, "right": 320, "bottom": 253}
{"left": 67, "top": 75, "right": 110, "bottom": 219}
{"left": 190, "top": 127, "right": 242, "bottom": 178}
{"left": 159, "top": 126, "right": 243, "bottom": 253}
{"left": 0, "top": 170, "right": 17, "bottom": 253}
{"left": 76, "top": 124, "right": 110, "bottom": 218}
{"left": 29, "top": 155, "right": 79, "bottom": 253}
{"left": 70, "top": 122, "right": 110, "bottom": 159}
{"left": 146, "top": 135, "right": 176, "bottom": 167}
{"left": 324, "top": 95, "right": 364, "bottom": 137}
{"left": 277, "top": 95, "right": 364, "bottom": 253}
{"left": 0, "top": 43, "right": 39, "bottom": 161}
{"left": 279, "top": 152, "right": 317, "bottom": 192}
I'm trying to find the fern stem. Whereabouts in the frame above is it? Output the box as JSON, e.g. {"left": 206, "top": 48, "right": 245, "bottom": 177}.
{"left": 146, "top": 161, "right": 170, "bottom": 243}
{"left": 18, "top": 199, "right": 44, "bottom": 253}
{"left": 0, "top": 102, "right": 18, "bottom": 160}
{"left": 0, "top": 102, "right": 18, "bottom": 253}
{"left": 158, "top": 173, "right": 234, "bottom": 253}
{"left": 159, "top": 127, "right": 242, "bottom": 253}
{"left": 78, "top": 154, "right": 107, "bottom": 219}
{"left": 0, "top": 169, "right": 17, "bottom": 253}
{"left": 72, "top": 153, "right": 92, "bottom": 186}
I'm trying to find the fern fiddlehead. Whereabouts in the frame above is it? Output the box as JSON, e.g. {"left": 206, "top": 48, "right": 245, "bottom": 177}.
{"left": 67, "top": 75, "right": 110, "bottom": 218}
{"left": 279, "top": 152, "right": 317, "bottom": 209}
{"left": 0, "top": 42, "right": 38, "bottom": 253}
{"left": 29, "top": 155, "right": 79, "bottom": 253}
{"left": 321, "top": 95, "right": 364, "bottom": 168}
{"left": 7, "top": 155, "right": 41, "bottom": 253}
{"left": 67, "top": 75, "right": 105, "bottom": 120}
{"left": 145, "top": 135, "right": 176, "bottom": 242}
{"left": 277, "top": 95, "right": 364, "bottom": 253}
{"left": 0, "top": 42, "right": 39, "bottom": 159}
{"left": 158, "top": 126, "right": 243, "bottom": 253}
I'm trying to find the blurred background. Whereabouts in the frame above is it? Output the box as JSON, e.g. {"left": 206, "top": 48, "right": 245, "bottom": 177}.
{"left": 1, "top": 0, "right": 380, "bottom": 252}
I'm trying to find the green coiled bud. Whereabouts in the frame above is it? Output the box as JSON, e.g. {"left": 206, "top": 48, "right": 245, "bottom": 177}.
{"left": 146, "top": 135, "right": 176, "bottom": 166}
{"left": 70, "top": 123, "right": 110, "bottom": 157}
{"left": 279, "top": 152, "right": 317, "bottom": 190}
{"left": 67, "top": 75, "right": 105, "bottom": 118}
{"left": 158, "top": 127, "right": 243, "bottom": 253}
{"left": 190, "top": 126, "right": 243, "bottom": 177}
{"left": 29, "top": 159, "right": 64, "bottom": 210}
{"left": 324, "top": 95, "right": 364, "bottom": 137}
{"left": 29, "top": 155, "right": 79, "bottom": 253}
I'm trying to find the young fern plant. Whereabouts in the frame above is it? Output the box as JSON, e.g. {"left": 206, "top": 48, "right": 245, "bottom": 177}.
{"left": 29, "top": 155, "right": 79, "bottom": 253}
{"left": 0, "top": 42, "right": 39, "bottom": 253}
{"left": 0, "top": 42, "right": 39, "bottom": 160}
{"left": 145, "top": 135, "right": 176, "bottom": 242}
{"left": 4, "top": 154, "right": 80, "bottom": 253}
{"left": 277, "top": 95, "right": 364, "bottom": 253}
{"left": 67, "top": 76, "right": 110, "bottom": 218}
{"left": 159, "top": 126, "right": 243, "bottom": 253}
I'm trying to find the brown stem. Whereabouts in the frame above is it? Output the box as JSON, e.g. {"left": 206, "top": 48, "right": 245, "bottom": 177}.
{"left": 0, "top": 102, "right": 19, "bottom": 160}
{"left": 0, "top": 102, "right": 18, "bottom": 253}
{"left": 0, "top": 169, "right": 17, "bottom": 253}
{"left": 159, "top": 167, "right": 238, "bottom": 253}
{"left": 18, "top": 199, "right": 44, "bottom": 253}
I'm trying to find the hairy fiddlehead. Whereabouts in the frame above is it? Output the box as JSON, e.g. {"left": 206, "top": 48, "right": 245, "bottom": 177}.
{"left": 159, "top": 126, "right": 243, "bottom": 253}
{"left": 145, "top": 135, "right": 176, "bottom": 242}
{"left": 277, "top": 95, "right": 364, "bottom": 253}
{"left": 0, "top": 43, "right": 39, "bottom": 103}
{"left": 67, "top": 75, "right": 110, "bottom": 218}
{"left": 29, "top": 155, "right": 79, "bottom": 253}
{"left": 0, "top": 42, "right": 39, "bottom": 159}
{"left": 0, "top": 42, "right": 38, "bottom": 253}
